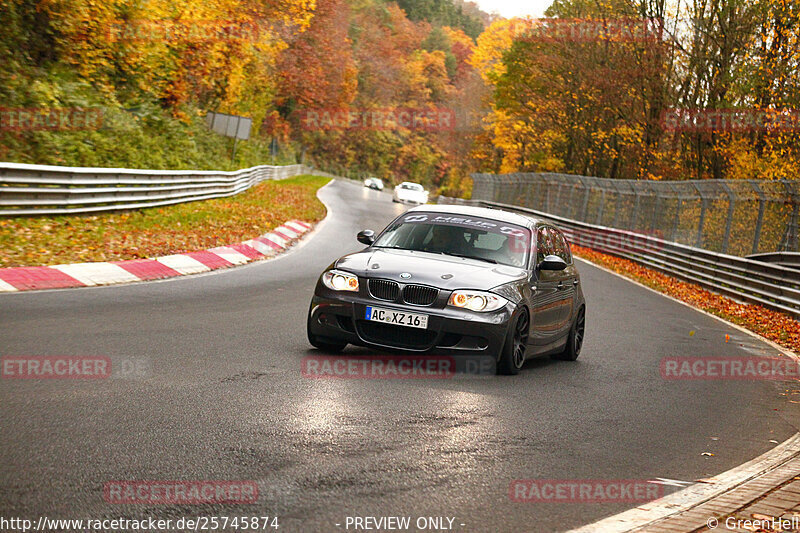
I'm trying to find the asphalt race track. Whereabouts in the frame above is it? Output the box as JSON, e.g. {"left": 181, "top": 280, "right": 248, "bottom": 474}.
{"left": 1, "top": 179, "right": 799, "bottom": 532}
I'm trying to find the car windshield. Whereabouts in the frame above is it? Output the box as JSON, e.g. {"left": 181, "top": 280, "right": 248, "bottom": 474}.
{"left": 373, "top": 212, "right": 530, "bottom": 268}
{"left": 400, "top": 183, "right": 423, "bottom": 191}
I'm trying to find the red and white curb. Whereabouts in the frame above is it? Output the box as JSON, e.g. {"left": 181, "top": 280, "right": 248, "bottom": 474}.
{"left": 0, "top": 220, "right": 312, "bottom": 292}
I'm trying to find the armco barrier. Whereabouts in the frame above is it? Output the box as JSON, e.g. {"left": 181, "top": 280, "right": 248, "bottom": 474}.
{"left": 0, "top": 162, "right": 331, "bottom": 216}
{"left": 438, "top": 195, "right": 800, "bottom": 319}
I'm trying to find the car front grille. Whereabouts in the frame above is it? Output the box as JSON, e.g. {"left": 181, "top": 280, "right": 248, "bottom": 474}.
{"left": 356, "top": 321, "right": 437, "bottom": 349}
{"left": 368, "top": 279, "right": 400, "bottom": 301}
{"left": 402, "top": 284, "right": 438, "bottom": 306}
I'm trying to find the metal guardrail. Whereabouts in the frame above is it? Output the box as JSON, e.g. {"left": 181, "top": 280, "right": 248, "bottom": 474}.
{"left": 438, "top": 195, "right": 800, "bottom": 319}
{"left": 0, "top": 162, "right": 321, "bottom": 216}
{"left": 746, "top": 252, "right": 800, "bottom": 270}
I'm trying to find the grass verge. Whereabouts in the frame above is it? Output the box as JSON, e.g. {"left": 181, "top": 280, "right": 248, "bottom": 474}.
{"left": 572, "top": 244, "right": 800, "bottom": 354}
{"left": 0, "top": 175, "right": 330, "bottom": 268}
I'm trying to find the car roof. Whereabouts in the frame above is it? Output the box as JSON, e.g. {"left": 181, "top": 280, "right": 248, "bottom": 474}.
{"left": 407, "top": 203, "right": 543, "bottom": 229}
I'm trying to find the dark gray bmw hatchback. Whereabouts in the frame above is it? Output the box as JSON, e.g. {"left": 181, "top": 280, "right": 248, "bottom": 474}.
{"left": 307, "top": 204, "right": 586, "bottom": 374}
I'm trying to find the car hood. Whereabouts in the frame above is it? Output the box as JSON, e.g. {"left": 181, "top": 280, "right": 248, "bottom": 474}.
{"left": 335, "top": 248, "right": 526, "bottom": 290}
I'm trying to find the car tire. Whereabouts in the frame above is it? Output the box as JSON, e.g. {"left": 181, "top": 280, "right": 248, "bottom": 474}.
{"left": 307, "top": 312, "right": 347, "bottom": 353}
{"left": 497, "top": 308, "right": 529, "bottom": 375}
{"left": 552, "top": 306, "right": 585, "bottom": 361}
{"left": 308, "top": 330, "right": 346, "bottom": 353}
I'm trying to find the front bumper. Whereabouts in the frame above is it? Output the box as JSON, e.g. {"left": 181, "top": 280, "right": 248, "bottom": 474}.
{"left": 393, "top": 197, "right": 426, "bottom": 205}
{"left": 307, "top": 287, "right": 513, "bottom": 356}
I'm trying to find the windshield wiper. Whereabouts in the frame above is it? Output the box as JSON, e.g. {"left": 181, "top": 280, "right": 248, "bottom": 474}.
{"left": 446, "top": 253, "right": 497, "bottom": 264}
{"left": 377, "top": 248, "right": 498, "bottom": 264}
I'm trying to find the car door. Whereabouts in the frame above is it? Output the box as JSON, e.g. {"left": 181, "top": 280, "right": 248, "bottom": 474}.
{"left": 551, "top": 227, "right": 577, "bottom": 337}
{"left": 530, "top": 226, "right": 562, "bottom": 349}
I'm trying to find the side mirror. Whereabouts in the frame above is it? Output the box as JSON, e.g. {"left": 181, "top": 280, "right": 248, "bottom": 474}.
{"left": 357, "top": 229, "right": 375, "bottom": 245}
{"left": 538, "top": 254, "right": 567, "bottom": 271}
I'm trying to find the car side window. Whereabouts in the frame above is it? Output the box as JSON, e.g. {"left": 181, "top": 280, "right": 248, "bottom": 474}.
{"left": 536, "top": 227, "right": 552, "bottom": 264}
{"left": 553, "top": 229, "right": 572, "bottom": 264}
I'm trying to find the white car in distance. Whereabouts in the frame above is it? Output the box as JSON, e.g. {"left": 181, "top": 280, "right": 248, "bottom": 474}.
{"left": 363, "top": 177, "right": 384, "bottom": 191}
{"left": 392, "top": 182, "right": 428, "bottom": 205}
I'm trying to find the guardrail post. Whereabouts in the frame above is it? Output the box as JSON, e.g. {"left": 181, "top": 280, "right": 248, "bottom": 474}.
{"left": 612, "top": 185, "right": 622, "bottom": 228}
{"left": 782, "top": 181, "right": 800, "bottom": 252}
{"left": 596, "top": 189, "right": 605, "bottom": 225}
{"left": 650, "top": 195, "right": 661, "bottom": 233}
{"left": 567, "top": 180, "right": 578, "bottom": 219}
{"left": 631, "top": 188, "right": 641, "bottom": 231}
{"left": 720, "top": 182, "right": 736, "bottom": 254}
{"left": 545, "top": 179, "right": 552, "bottom": 212}
{"left": 672, "top": 199, "right": 682, "bottom": 242}
{"left": 554, "top": 182, "right": 563, "bottom": 215}
{"left": 751, "top": 181, "right": 766, "bottom": 254}
{"left": 524, "top": 176, "right": 533, "bottom": 208}
{"left": 581, "top": 185, "right": 591, "bottom": 222}
{"left": 696, "top": 198, "right": 708, "bottom": 248}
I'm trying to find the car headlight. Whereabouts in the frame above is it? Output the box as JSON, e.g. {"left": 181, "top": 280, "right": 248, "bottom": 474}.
{"left": 448, "top": 290, "right": 508, "bottom": 312}
{"left": 322, "top": 270, "right": 359, "bottom": 292}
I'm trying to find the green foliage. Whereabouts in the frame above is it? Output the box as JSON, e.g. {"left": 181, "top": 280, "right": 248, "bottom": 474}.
{"left": 394, "top": 0, "right": 484, "bottom": 38}
{"left": 0, "top": 69, "right": 289, "bottom": 170}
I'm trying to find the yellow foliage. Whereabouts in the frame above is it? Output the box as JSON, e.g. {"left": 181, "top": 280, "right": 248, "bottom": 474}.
{"left": 469, "top": 18, "right": 532, "bottom": 84}
{"left": 36, "top": 0, "right": 317, "bottom": 115}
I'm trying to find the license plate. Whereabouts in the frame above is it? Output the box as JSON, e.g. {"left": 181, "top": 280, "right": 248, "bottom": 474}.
{"left": 365, "top": 306, "right": 429, "bottom": 329}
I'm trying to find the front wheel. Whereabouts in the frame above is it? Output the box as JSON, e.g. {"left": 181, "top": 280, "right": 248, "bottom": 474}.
{"left": 497, "top": 308, "right": 529, "bottom": 375}
{"left": 552, "top": 306, "right": 585, "bottom": 361}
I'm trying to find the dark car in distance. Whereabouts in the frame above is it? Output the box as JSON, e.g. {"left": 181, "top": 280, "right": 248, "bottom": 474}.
{"left": 306, "top": 204, "right": 586, "bottom": 374}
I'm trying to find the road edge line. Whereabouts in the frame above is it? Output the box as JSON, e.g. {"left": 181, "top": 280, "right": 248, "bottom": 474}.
{"left": 565, "top": 432, "right": 800, "bottom": 533}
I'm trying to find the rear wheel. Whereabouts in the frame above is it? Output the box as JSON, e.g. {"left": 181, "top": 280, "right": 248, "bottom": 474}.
{"left": 497, "top": 308, "right": 529, "bottom": 375}
{"left": 552, "top": 306, "right": 585, "bottom": 361}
